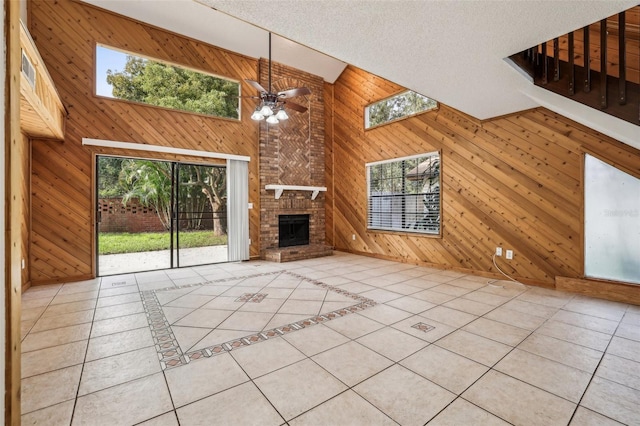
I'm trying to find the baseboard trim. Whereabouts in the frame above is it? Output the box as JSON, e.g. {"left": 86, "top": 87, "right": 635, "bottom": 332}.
{"left": 30, "top": 274, "right": 95, "bottom": 286}
{"left": 556, "top": 276, "right": 640, "bottom": 305}
{"left": 333, "top": 248, "right": 553, "bottom": 288}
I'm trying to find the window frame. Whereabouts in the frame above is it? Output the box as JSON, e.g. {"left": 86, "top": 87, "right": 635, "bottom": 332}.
{"left": 366, "top": 151, "right": 442, "bottom": 237}
{"left": 94, "top": 43, "right": 242, "bottom": 121}
{"left": 364, "top": 90, "right": 438, "bottom": 130}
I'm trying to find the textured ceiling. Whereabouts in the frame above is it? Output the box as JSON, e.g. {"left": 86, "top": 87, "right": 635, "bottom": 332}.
{"left": 202, "top": 0, "right": 637, "bottom": 119}
{"left": 82, "top": 0, "right": 348, "bottom": 83}
{"left": 83, "top": 0, "right": 637, "bottom": 121}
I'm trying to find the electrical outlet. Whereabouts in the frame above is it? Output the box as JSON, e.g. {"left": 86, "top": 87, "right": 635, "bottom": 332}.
{"left": 495, "top": 247, "right": 502, "bottom": 256}
{"left": 248, "top": 239, "right": 252, "bottom": 245}
{"left": 352, "top": 234, "right": 356, "bottom": 241}
{"left": 506, "top": 250, "right": 513, "bottom": 260}
{"left": 22, "top": 258, "right": 26, "bottom": 269}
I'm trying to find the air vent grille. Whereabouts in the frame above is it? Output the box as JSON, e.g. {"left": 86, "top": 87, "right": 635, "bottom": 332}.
{"left": 21, "top": 49, "right": 36, "bottom": 89}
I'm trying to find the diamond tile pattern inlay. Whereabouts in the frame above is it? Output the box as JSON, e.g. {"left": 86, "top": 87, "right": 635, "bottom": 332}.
{"left": 143, "top": 272, "right": 376, "bottom": 369}
{"left": 412, "top": 322, "right": 436, "bottom": 333}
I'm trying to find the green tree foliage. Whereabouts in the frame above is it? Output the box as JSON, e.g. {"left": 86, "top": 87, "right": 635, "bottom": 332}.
{"left": 120, "top": 160, "right": 174, "bottom": 230}
{"left": 179, "top": 165, "right": 227, "bottom": 236}
{"left": 106, "top": 55, "right": 239, "bottom": 119}
{"left": 367, "top": 91, "right": 437, "bottom": 128}
{"left": 97, "top": 157, "right": 125, "bottom": 197}
{"left": 116, "top": 159, "right": 228, "bottom": 236}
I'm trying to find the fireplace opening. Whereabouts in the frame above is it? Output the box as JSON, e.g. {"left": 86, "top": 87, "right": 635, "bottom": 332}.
{"left": 279, "top": 214, "right": 310, "bottom": 248}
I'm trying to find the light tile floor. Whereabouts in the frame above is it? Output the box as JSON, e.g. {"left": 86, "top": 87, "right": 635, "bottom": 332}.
{"left": 20, "top": 252, "right": 640, "bottom": 425}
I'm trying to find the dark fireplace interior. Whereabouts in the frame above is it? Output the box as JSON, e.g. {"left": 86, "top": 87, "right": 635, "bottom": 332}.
{"left": 279, "top": 214, "right": 310, "bottom": 248}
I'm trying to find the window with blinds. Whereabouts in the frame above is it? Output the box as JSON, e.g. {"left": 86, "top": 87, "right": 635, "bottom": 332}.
{"left": 367, "top": 152, "right": 440, "bottom": 235}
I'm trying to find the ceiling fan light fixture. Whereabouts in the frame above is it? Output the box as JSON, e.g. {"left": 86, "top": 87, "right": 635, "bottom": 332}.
{"left": 275, "top": 108, "right": 289, "bottom": 121}
{"left": 244, "top": 33, "right": 310, "bottom": 125}
{"left": 260, "top": 104, "right": 274, "bottom": 116}
{"left": 251, "top": 109, "right": 264, "bottom": 120}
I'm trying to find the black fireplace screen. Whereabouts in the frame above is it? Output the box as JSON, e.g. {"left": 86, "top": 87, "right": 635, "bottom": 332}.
{"left": 279, "top": 214, "right": 310, "bottom": 248}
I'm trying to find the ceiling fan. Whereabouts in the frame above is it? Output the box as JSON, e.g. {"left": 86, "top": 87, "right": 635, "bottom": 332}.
{"left": 245, "top": 32, "right": 311, "bottom": 124}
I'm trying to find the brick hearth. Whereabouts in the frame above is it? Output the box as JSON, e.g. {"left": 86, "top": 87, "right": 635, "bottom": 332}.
{"left": 264, "top": 244, "right": 333, "bottom": 263}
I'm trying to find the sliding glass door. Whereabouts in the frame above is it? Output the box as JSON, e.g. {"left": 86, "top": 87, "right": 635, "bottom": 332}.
{"left": 173, "top": 163, "right": 228, "bottom": 268}
{"left": 96, "top": 156, "right": 228, "bottom": 275}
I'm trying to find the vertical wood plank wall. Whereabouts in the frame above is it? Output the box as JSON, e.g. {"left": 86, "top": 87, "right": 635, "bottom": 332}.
{"left": 327, "top": 65, "right": 640, "bottom": 286}
{"left": 5, "top": 0, "right": 23, "bottom": 421}
{"left": 28, "top": 0, "right": 260, "bottom": 284}
{"left": 21, "top": 134, "right": 30, "bottom": 289}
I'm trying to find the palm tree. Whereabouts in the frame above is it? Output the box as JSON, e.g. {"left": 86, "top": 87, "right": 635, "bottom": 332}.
{"left": 120, "top": 160, "right": 228, "bottom": 236}
{"left": 120, "top": 160, "right": 173, "bottom": 230}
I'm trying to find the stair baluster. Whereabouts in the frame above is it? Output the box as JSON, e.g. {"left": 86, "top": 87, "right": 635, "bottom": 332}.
{"left": 509, "top": 5, "right": 638, "bottom": 125}
{"left": 618, "top": 11, "right": 626, "bottom": 105}
{"left": 541, "top": 42, "right": 548, "bottom": 84}
{"left": 584, "top": 26, "right": 591, "bottom": 93}
{"left": 600, "top": 19, "right": 608, "bottom": 108}
{"left": 568, "top": 32, "right": 575, "bottom": 94}
{"left": 553, "top": 38, "right": 560, "bottom": 81}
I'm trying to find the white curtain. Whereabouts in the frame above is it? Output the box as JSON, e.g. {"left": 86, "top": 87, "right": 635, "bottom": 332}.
{"left": 227, "top": 159, "right": 250, "bottom": 261}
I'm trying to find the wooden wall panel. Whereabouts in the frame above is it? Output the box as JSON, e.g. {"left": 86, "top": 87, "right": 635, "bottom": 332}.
{"left": 28, "top": 0, "right": 260, "bottom": 284}
{"left": 324, "top": 83, "right": 335, "bottom": 246}
{"left": 328, "top": 65, "right": 640, "bottom": 286}
{"left": 6, "top": 0, "right": 25, "bottom": 420}
{"left": 21, "top": 134, "right": 30, "bottom": 290}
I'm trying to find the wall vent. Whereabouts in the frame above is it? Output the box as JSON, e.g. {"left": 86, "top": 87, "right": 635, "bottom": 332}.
{"left": 21, "top": 49, "right": 37, "bottom": 89}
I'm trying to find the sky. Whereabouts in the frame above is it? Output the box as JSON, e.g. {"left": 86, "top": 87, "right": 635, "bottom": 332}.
{"left": 95, "top": 46, "right": 128, "bottom": 97}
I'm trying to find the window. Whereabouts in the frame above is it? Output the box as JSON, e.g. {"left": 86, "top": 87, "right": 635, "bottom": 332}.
{"left": 365, "top": 90, "right": 437, "bottom": 129}
{"left": 367, "top": 152, "right": 440, "bottom": 235}
{"left": 584, "top": 154, "right": 640, "bottom": 284}
{"left": 95, "top": 45, "right": 240, "bottom": 119}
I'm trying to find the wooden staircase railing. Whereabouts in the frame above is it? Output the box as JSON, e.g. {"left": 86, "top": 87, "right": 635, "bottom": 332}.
{"left": 510, "top": 5, "right": 639, "bottom": 126}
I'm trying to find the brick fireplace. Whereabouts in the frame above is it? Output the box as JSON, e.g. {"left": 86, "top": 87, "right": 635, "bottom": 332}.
{"left": 279, "top": 214, "right": 310, "bottom": 248}
{"left": 258, "top": 59, "right": 332, "bottom": 261}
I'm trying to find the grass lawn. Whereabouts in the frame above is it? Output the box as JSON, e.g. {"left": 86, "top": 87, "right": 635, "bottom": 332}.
{"left": 99, "top": 231, "right": 227, "bottom": 255}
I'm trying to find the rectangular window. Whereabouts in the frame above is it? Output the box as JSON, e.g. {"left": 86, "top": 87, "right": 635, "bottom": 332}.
{"left": 365, "top": 90, "right": 437, "bottom": 129}
{"left": 367, "top": 152, "right": 440, "bottom": 235}
{"left": 95, "top": 45, "right": 240, "bottom": 120}
{"left": 584, "top": 154, "right": 640, "bottom": 284}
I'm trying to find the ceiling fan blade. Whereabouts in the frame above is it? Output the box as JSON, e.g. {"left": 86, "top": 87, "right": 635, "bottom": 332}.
{"left": 278, "top": 87, "right": 311, "bottom": 99}
{"left": 245, "top": 79, "right": 268, "bottom": 94}
{"left": 284, "top": 100, "right": 308, "bottom": 113}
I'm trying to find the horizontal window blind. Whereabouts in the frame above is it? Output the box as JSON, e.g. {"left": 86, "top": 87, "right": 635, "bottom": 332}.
{"left": 367, "top": 153, "right": 440, "bottom": 235}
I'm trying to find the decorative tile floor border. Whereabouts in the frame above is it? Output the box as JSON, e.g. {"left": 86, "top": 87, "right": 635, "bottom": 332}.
{"left": 141, "top": 289, "right": 184, "bottom": 368}
{"left": 140, "top": 271, "right": 377, "bottom": 370}
{"left": 235, "top": 293, "right": 267, "bottom": 303}
{"left": 412, "top": 322, "right": 435, "bottom": 333}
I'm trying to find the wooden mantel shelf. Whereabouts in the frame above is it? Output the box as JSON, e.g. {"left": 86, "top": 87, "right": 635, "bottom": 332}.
{"left": 265, "top": 184, "right": 327, "bottom": 200}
